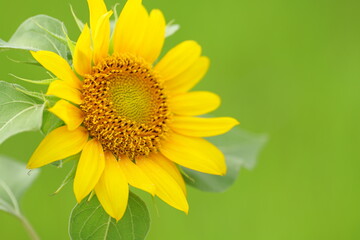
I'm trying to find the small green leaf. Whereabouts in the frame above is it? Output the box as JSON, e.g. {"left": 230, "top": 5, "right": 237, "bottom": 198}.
{"left": 0, "top": 156, "right": 39, "bottom": 214}
{"left": 69, "top": 192, "right": 150, "bottom": 240}
{"left": 9, "top": 73, "right": 55, "bottom": 85}
{"left": 165, "top": 21, "right": 180, "bottom": 38}
{"left": 70, "top": 5, "right": 85, "bottom": 32}
{"left": 41, "top": 110, "right": 64, "bottom": 136}
{"left": 182, "top": 128, "right": 268, "bottom": 192}
{"left": 0, "top": 15, "right": 71, "bottom": 63}
{"left": 5, "top": 56, "right": 42, "bottom": 66}
{"left": 53, "top": 162, "right": 77, "bottom": 195}
{"left": 0, "top": 81, "right": 45, "bottom": 145}
{"left": 50, "top": 151, "right": 80, "bottom": 168}
{"left": 14, "top": 85, "right": 45, "bottom": 101}
{"left": 62, "top": 24, "right": 76, "bottom": 57}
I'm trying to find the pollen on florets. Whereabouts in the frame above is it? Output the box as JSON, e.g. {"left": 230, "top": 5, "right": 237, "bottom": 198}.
{"left": 81, "top": 54, "right": 170, "bottom": 159}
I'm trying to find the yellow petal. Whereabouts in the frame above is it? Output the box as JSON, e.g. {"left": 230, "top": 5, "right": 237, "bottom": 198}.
{"left": 27, "top": 126, "right": 88, "bottom": 169}
{"left": 113, "top": 0, "right": 149, "bottom": 55}
{"left": 95, "top": 152, "right": 129, "bottom": 221}
{"left": 73, "top": 24, "right": 92, "bottom": 76}
{"left": 48, "top": 100, "right": 84, "bottom": 131}
{"left": 161, "top": 133, "right": 226, "bottom": 175}
{"left": 74, "top": 139, "right": 105, "bottom": 203}
{"left": 118, "top": 155, "right": 155, "bottom": 195}
{"left": 170, "top": 116, "right": 239, "bottom": 137}
{"left": 155, "top": 41, "right": 201, "bottom": 81}
{"left": 47, "top": 80, "right": 83, "bottom": 105}
{"left": 93, "top": 11, "right": 113, "bottom": 64}
{"left": 137, "top": 154, "right": 189, "bottom": 213}
{"left": 136, "top": 9, "right": 166, "bottom": 63}
{"left": 165, "top": 56, "right": 210, "bottom": 93}
{"left": 154, "top": 154, "right": 186, "bottom": 195}
{"left": 30, "top": 51, "right": 82, "bottom": 89}
{"left": 168, "top": 91, "right": 220, "bottom": 116}
{"left": 87, "top": 0, "right": 108, "bottom": 30}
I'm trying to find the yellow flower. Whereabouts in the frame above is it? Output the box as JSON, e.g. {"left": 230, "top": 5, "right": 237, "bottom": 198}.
{"left": 27, "top": 0, "right": 239, "bottom": 221}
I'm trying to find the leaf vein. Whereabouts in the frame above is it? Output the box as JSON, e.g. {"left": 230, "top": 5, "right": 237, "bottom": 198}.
{"left": 0, "top": 105, "right": 41, "bottom": 132}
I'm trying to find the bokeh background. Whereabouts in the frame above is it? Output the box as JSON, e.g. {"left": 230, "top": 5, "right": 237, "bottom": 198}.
{"left": 1, "top": 0, "right": 360, "bottom": 239}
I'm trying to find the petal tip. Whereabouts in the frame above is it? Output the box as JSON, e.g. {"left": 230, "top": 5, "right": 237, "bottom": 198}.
{"left": 148, "top": 183, "right": 156, "bottom": 196}
{"left": 114, "top": 212, "right": 125, "bottom": 222}
{"left": 232, "top": 118, "right": 241, "bottom": 127}
{"left": 74, "top": 190, "right": 85, "bottom": 203}
{"left": 183, "top": 204, "right": 189, "bottom": 215}
{"left": 219, "top": 162, "right": 227, "bottom": 176}
{"left": 26, "top": 156, "right": 42, "bottom": 169}
{"left": 26, "top": 163, "right": 34, "bottom": 170}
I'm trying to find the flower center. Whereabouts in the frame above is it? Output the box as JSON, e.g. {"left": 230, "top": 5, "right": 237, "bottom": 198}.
{"left": 109, "top": 75, "right": 158, "bottom": 124}
{"left": 80, "top": 54, "right": 170, "bottom": 159}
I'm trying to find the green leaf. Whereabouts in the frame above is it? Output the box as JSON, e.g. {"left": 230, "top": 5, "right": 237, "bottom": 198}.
{"left": 182, "top": 128, "right": 268, "bottom": 192}
{"left": 70, "top": 5, "right": 85, "bottom": 31}
{"left": 69, "top": 192, "right": 150, "bottom": 240}
{"left": 50, "top": 151, "right": 80, "bottom": 168}
{"left": 41, "top": 110, "right": 64, "bottom": 136}
{"left": 0, "top": 156, "right": 41, "bottom": 240}
{"left": 0, "top": 155, "right": 39, "bottom": 215}
{"left": 14, "top": 85, "right": 45, "bottom": 101}
{"left": 0, "top": 15, "right": 71, "bottom": 63}
{"left": 0, "top": 81, "right": 45, "bottom": 145}
{"left": 9, "top": 73, "right": 55, "bottom": 85}
{"left": 113, "top": 3, "right": 121, "bottom": 23}
{"left": 53, "top": 162, "right": 77, "bottom": 194}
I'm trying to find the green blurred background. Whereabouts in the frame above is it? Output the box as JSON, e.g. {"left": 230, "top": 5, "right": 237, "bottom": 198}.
{"left": 1, "top": 0, "right": 360, "bottom": 239}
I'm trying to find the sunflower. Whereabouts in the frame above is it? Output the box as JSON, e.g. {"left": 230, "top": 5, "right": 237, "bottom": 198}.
{"left": 27, "top": 0, "right": 239, "bottom": 221}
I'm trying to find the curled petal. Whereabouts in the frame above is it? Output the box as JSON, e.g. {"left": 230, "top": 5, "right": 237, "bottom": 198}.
{"left": 73, "top": 24, "right": 92, "bottom": 76}
{"left": 30, "top": 51, "right": 82, "bottom": 89}
{"left": 93, "top": 11, "right": 113, "bottom": 64}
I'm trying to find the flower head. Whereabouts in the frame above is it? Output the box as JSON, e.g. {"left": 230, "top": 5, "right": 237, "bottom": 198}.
{"left": 27, "top": 0, "right": 239, "bottom": 221}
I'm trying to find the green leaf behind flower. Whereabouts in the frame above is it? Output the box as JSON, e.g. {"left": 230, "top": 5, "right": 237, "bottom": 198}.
{"left": 69, "top": 193, "right": 150, "bottom": 240}
{"left": 182, "top": 128, "right": 268, "bottom": 192}
{"left": 0, "top": 15, "right": 71, "bottom": 63}
{"left": 41, "top": 110, "right": 64, "bottom": 136}
{"left": 0, "top": 155, "right": 39, "bottom": 215}
{"left": 0, "top": 156, "right": 40, "bottom": 240}
{"left": 70, "top": 5, "right": 85, "bottom": 32}
{"left": 0, "top": 81, "right": 44, "bottom": 145}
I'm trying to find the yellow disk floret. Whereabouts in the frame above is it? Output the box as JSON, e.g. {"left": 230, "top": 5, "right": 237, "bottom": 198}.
{"left": 81, "top": 54, "right": 170, "bottom": 159}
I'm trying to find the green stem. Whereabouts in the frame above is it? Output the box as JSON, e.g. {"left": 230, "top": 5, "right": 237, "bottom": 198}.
{"left": 0, "top": 181, "right": 40, "bottom": 240}
{"left": 17, "top": 214, "right": 40, "bottom": 240}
